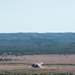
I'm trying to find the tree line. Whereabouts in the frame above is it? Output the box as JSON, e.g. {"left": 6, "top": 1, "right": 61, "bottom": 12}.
{"left": 0, "top": 33, "right": 75, "bottom": 55}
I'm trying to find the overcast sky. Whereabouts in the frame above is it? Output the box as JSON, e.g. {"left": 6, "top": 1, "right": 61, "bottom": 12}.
{"left": 0, "top": 0, "right": 75, "bottom": 33}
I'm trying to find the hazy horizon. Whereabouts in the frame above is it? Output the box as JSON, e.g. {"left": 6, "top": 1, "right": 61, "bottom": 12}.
{"left": 0, "top": 31, "right": 75, "bottom": 33}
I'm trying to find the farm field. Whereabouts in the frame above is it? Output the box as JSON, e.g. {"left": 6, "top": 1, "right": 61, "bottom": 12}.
{"left": 0, "top": 55, "right": 75, "bottom": 75}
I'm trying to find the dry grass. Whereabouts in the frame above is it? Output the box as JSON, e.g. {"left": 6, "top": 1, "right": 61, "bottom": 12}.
{"left": 0, "top": 55, "right": 75, "bottom": 74}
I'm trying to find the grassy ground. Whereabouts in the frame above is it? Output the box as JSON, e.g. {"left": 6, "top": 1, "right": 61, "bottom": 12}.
{"left": 0, "top": 55, "right": 75, "bottom": 75}
{"left": 0, "top": 69, "right": 74, "bottom": 75}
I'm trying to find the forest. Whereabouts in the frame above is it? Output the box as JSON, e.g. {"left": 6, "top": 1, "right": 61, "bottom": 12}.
{"left": 0, "top": 33, "right": 75, "bottom": 55}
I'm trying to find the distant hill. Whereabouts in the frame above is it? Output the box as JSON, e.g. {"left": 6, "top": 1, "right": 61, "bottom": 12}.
{"left": 0, "top": 33, "right": 75, "bottom": 55}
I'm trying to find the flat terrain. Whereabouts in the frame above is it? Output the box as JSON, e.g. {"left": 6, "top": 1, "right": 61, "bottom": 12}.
{"left": 0, "top": 55, "right": 75, "bottom": 74}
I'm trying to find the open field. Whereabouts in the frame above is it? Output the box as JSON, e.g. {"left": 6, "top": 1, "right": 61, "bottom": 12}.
{"left": 0, "top": 55, "right": 75, "bottom": 74}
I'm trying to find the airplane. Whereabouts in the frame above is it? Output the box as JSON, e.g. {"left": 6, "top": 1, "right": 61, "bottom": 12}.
{"left": 31, "top": 62, "right": 43, "bottom": 68}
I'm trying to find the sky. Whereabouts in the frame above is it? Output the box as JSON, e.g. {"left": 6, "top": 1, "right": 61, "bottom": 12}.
{"left": 0, "top": 0, "right": 75, "bottom": 33}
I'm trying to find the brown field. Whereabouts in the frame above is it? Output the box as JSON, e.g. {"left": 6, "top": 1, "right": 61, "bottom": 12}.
{"left": 0, "top": 55, "right": 75, "bottom": 74}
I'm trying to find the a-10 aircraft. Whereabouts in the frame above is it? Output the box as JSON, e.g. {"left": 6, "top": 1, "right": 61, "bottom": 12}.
{"left": 31, "top": 62, "right": 43, "bottom": 68}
